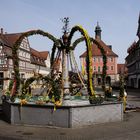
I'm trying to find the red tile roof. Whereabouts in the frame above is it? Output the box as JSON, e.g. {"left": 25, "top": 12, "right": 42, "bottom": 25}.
{"left": 30, "top": 48, "right": 41, "bottom": 57}
{"left": 0, "top": 33, "right": 49, "bottom": 58}
{"left": 1, "top": 33, "right": 22, "bottom": 46}
{"left": 30, "top": 48, "right": 49, "bottom": 66}
{"left": 39, "top": 51, "right": 49, "bottom": 59}
{"left": 80, "top": 38, "right": 118, "bottom": 57}
{"left": 30, "top": 48, "right": 49, "bottom": 59}
{"left": 31, "top": 48, "right": 49, "bottom": 66}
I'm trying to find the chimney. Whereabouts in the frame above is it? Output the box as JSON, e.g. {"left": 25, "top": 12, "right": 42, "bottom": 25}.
{"left": 1, "top": 28, "right": 3, "bottom": 34}
{"left": 108, "top": 45, "right": 112, "bottom": 50}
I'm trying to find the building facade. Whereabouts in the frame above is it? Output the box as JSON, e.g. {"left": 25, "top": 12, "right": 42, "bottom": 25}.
{"left": 80, "top": 23, "right": 118, "bottom": 85}
{"left": 0, "top": 28, "right": 50, "bottom": 90}
{"left": 125, "top": 14, "right": 140, "bottom": 88}
{"left": 117, "top": 64, "right": 127, "bottom": 75}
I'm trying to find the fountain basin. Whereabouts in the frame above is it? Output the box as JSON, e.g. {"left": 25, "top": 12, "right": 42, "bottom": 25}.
{"left": 2, "top": 100, "right": 123, "bottom": 128}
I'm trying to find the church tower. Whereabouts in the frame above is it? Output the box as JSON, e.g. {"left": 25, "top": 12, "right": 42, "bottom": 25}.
{"left": 95, "top": 22, "right": 102, "bottom": 40}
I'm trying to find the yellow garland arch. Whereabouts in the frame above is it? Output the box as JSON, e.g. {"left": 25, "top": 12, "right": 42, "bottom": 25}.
{"left": 72, "top": 37, "right": 107, "bottom": 88}
{"left": 68, "top": 25, "right": 95, "bottom": 96}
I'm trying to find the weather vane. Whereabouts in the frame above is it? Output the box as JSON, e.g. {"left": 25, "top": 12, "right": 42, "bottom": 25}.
{"left": 61, "top": 17, "right": 70, "bottom": 34}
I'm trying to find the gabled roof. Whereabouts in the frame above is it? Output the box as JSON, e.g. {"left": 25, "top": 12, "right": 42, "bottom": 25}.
{"left": 0, "top": 33, "right": 49, "bottom": 58}
{"left": 30, "top": 48, "right": 41, "bottom": 57}
{"left": 0, "top": 33, "right": 22, "bottom": 47}
{"left": 79, "top": 38, "right": 118, "bottom": 58}
{"left": 30, "top": 48, "right": 49, "bottom": 66}
{"left": 0, "top": 33, "right": 23, "bottom": 57}
{"left": 0, "top": 32, "right": 50, "bottom": 66}
{"left": 39, "top": 51, "right": 49, "bottom": 59}
{"left": 0, "top": 32, "right": 49, "bottom": 58}
{"left": 30, "top": 48, "right": 49, "bottom": 59}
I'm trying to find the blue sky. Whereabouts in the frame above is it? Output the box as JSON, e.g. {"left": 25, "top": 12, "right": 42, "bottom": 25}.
{"left": 0, "top": 0, "right": 140, "bottom": 64}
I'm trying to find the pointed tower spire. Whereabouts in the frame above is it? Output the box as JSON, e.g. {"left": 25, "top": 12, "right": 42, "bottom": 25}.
{"left": 137, "top": 12, "right": 140, "bottom": 38}
{"left": 95, "top": 22, "right": 102, "bottom": 40}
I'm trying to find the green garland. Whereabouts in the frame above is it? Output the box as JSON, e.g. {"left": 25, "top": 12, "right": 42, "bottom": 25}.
{"left": 50, "top": 43, "right": 57, "bottom": 66}
{"left": 12, "top": 30, "right": 60, "bottom": 97}
{"left": 11, "top": 26, "right": 106, "bottom": 103}
{"left": 92, "top": 39, "right": 107, "bottom": 88}
{"left": 20, "top": 73, "right": 62, "bottom": 102}
{"left": 72, "top": 37, "right": 85, "bottom": 49}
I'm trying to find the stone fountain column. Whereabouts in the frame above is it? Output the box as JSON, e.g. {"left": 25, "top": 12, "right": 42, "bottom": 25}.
{"left": 62, "top": 33, "right": 70, "bottom": 100}
{"left": 62, "top": 49, "right": 70, "bottom": 100}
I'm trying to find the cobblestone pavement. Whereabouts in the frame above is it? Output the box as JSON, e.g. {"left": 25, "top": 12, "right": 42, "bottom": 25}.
{"left": 0, "top": 111, "right": 140, "bottom": 140}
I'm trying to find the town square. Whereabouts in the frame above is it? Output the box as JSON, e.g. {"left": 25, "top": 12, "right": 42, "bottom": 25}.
{"left": 0, "top": 0, "right": 140, "bottom": 139}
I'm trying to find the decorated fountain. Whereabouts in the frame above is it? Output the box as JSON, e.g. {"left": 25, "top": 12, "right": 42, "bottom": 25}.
{"left": 2, "top": 18, "right": 124, "bottom": 128}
